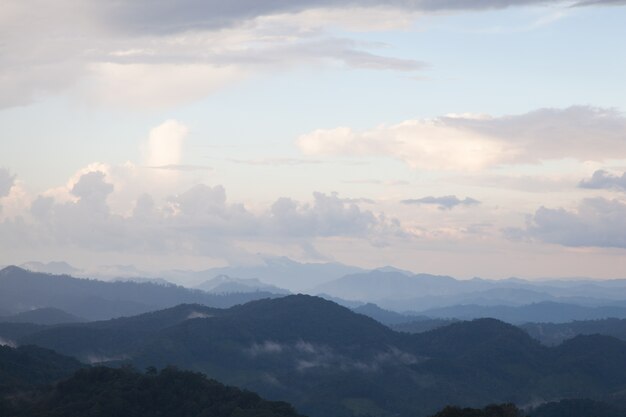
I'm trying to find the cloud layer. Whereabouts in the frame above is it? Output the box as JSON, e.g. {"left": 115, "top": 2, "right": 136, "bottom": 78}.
{"left": 3, "top": 0, "right": 623, "bottom": 109}
{"left": 0, "top": 2, "right": 427, "bottom": 109}
{"left": 298, "top": 106, "right": 626, "bottom": 170}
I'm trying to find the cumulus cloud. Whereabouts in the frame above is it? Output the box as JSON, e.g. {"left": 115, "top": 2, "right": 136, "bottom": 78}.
{"left": 298, "top": 106, "right": 626, "bottom": 171}
{"left": 0, "top": 169, "right": 404, "bottom": 258}
{"left": 0, "top": 169, "right": 15, "bottom": 198}
{"left": 510, "top": 197, "right": 626, "bottom": 248}
{"left": 141, "top": 120, "right": 189, "bottom": 167}
{"left": 579, "top": 170, "right": 626, "bottom": 191}
{"left": 269, "top": 192, "right": 400, "bottom": 238}
{"left": 71, "top": 171, "right": 114, "bottom": 203}
{"left": 401, "top": 195, "right": 480, "bottom": 210}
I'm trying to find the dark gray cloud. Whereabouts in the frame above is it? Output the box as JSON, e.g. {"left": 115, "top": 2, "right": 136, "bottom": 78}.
{"left": 99, "top": 0, "right": 618, "bottom": 35}
{"left": 573, "top": 0, "right": 626, "bottom": 6}
{"left": 579, "top": 170, "right": 626, "bottom": 191}
{"left": 71, "top": 171, "right": 114, "bottom": 202}
{"left": 401, "top": 195, "right": 480, "bottom": 210}
{"left": 509, "top": 198, "right": 626, "bottom": 248}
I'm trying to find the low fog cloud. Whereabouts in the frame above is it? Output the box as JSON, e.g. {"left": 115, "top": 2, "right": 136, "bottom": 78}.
{"left": 401, "top": 195, "right": 480, "bottom": 210}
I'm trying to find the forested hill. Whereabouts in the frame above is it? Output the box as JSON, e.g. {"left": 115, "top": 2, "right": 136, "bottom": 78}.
{"left": 0, "top": 344, "right": 84, "bottom": 395}
{"left": 1, "top": 365, "right": 306, "bottom": 417}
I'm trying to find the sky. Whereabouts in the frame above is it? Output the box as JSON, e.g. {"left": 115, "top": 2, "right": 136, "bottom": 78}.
{"left": 1, "top": 0, "right": 626, "bottom": 280}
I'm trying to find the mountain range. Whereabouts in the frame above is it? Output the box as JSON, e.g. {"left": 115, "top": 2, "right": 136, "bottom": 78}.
{"left": 4, "top": 295, "right": 626, "bottom": 417}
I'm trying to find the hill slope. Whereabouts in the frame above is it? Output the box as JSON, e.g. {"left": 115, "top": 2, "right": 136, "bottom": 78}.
{"left": 3, "top": 366, "right": 305, "bottom": 417}
{"left": 11, "top": 295, "right": 626, "bottom": 417}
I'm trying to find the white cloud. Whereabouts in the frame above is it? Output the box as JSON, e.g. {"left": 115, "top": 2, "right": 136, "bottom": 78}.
{"left": 141, "top": 120, "right": 189, "bottom": 167}
{"left": 84, "top": 63, "right": 247, "bottom": 109}
{"left": 298, "top": 106, "right": 626, "bottom": 171}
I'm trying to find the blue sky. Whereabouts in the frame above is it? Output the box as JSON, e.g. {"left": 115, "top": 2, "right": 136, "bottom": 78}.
{"left": 1, "top": 0, "right": 626, "bottom": 281}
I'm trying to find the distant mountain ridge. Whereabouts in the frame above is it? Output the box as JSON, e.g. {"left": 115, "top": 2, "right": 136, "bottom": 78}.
{"left": 0, "top": 308, "right": 85, "bottom": 325}
{"left": 420, "top": 302, "right": 626, "bottom": 324}
{"left": 0, "top": 266, "right": 284, "bottom": 321}
{"left": 169, "top": 256, "right": 364, "bottom": 290}
{"left": 196, "top": 274, "right": 291, "bottom": 294}
{"left": 522, "top": 318, "right": 626, "bottom": 346}
{"left": 313, "top": 269, "right": 626, "bottom": 312}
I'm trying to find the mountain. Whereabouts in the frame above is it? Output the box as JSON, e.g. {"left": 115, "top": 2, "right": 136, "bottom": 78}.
{"left": 19, "top": 261, "right": 81, "bottom": 276}
{"left": 11, "top": 295, "right": 626, "bottom": 417}
{"left": 392, "top": 318, "right": 459, "bottom": 333}
{"left": 430, "top": 404, "right": 524, "bottom": 417}
{"left": 312, "top": 270, "right": 462, "bottom": 302}
{"left": 18, "top": 304, "right": 225, "bottom": 362}
{"left": 418, "top": 302, "right": 626, "bottom": 324}
{"left": 196, "top": 275, "right": 291, "bottom": 295}
{"left": 0, "top": 266, "right": 283, "bottom": 320}
{"left": 314, "top": 293, "right": 364, "bottom": 309}
{"left": 311, "top": 270, "right": 626, "bottom": 312}
{"left": 0, "top": 322, "right": 46, "bottom": 347}
{"left": 111, "top": 276, "right": 174, "bottom": 285}
{"left": 522, "top": 318, "right": 626, "bottom": 345}
{"left": 529, "top": 399, "right": 626, "bottom": 417}
{"left": 1, "top": 365, "right": 305, "bottom": 417}
{"left": 0, "top": 308, "right": 85, "bottom": 325}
